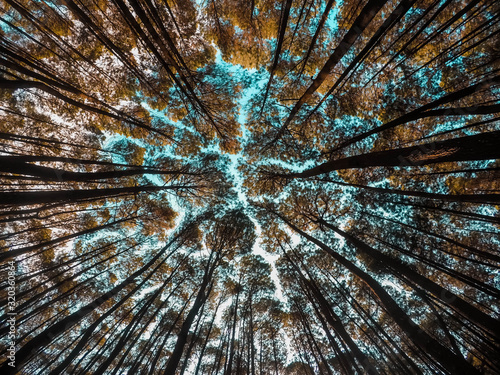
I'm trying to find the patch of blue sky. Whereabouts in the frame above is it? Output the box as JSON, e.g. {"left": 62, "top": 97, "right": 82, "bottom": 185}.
{"left": 196, "top": 52, "right": 305, "bottom": 311}
{"left": 476, "top": 203, "right": 500, "bottom": 221}
{"left": 325, "top": 0, "right": 342, "bottom": 35}
{"left": 445, "top": 55, "right": 466, "bottom": 68}
{"left": 238, "top": 83, "right": 263, "bottom": 128}
{"left": 381, "top": 278, "right": 412, "bottom": 298}
{"left": 375, "top": 205, "right": 415, "bottom": 229}
{"left": 368, "top": 198, "right": 415, "bottom": 228}
{"left": 335, "top": 114, "right": 376, "bottom": 137}
{"left": 193, "top": 0, "right": 205, "bottom": 10}
{"left": 414, "top": 66, "right": 442, "bottom": 97}
{"left": 253, "top": 155, "right": 318, "bottom": 173}
{"left": 188, "top": 52, "right": 298, "bottom": 299}
{"left": 250, "top": 218, "right": 287, "bottom": 302}
{"left": 179, "top": 50, "right": 269, "bottom": 209}
{"left": 0, "top": 13, "right": 15, "bottom": 30}
{"left": 465, "top": 160, "right": 499, "bottom": 169}
{"left": 263, "top": 35, "right": 278, "bottom": 53}
{"left": 100, "top": 131, "right": 189, "bottom": 239}
{"left": 140, "top": 100, "right": 194, "bottom": 136}
{"left": 491, "top": 85, "right": 500, "bottom": 97}
{"left": 453, "top": 214, "right": 499, "bottom": 238}
{"left": 301, "top": 1, "right": 328, "bottom": 39}
{"left": 0, "top": 15, "right": 30, "bottom": 37}
{"left": 325, "top": 115, "right": 380, "bottom": 154}
{"left": 425, "top": 117, "right": 466, "bottom": 138}
{"left": 101, "top": 132, "right": 149, "bottom": 163}
{"left": 213, "top": 47, "right": 267, "bottom": 128}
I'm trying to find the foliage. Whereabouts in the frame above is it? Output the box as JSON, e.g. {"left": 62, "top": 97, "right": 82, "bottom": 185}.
{"left": 0, "top": 0, "right": 499, "bottom": 374}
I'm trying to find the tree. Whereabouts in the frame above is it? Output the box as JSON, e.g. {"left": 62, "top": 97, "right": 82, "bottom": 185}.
{"left": 1, "top": 0, "right": 499, "bottom": 374}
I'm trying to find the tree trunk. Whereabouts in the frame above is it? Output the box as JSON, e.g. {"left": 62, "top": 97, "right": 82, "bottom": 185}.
{"left": 286, "top": 130, "right": 500, "bottom": 178}
{"left": 259, "top": 0, "right": 293, "bottom": 115}
{"left": 163, "top": 252, "right": 219, "bottom": 375}
{"left": 0, "top": 156, "right": 190, "bottom": 182}
{"left": 0, "top": 216, "right": 136, "bottom": 261}
{"left": 314, "top": 216, "right": 500, "bottom": 339}
{"left": 311, "top": 0, "right": 417, "bottom": 115}
{"left": 330, "top": 74, "right": 500, "bottom": 152}
{"left": 0, "top": 184, "right": 195, "bottom": 206}
{"left": 270, "top": 0, "right": 388, "bottom": 145}
{"left": 273, "top": 210, "right": 482, "bottom": 375}
{"left": 319, "top": 178, "right": 500, "bottom": 204}
{"left": 224, "top": 287, "right": 241, "bottom": 375}
{"left": 0, "top": 227, "right": 189, "bottom": 374}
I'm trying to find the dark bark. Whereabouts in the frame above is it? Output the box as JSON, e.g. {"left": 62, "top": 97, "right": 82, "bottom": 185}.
{"left": 268, "top": 0, "right": 388, "bottom": 146}
{"left": 365, "top": 0, "right": 466, "bottom": 84}
{"left": 285, "top": 130, "right": 500, "bottom": 178}
{"left": 149, "top": 293, "right": 195, "bottom": 373}
{"left": 0, "top": 184, "right": 196, "bottom": 206}
{"left": 163, "top": 251, "right": 219, "bottom": 375}
{"left": 193, "top": 294, "right": 224, "bottom": 375}
{"left": 318, "top": 177, "right": 500, "bottom": 204}
{"left": 224, "top": 287, "right": 241, "bottom": 375}
{"left": 0, "top": 216, "right": 136, "bottom": 261}
{"left": 272, "top": 209, "right": 482, "bottom": 375}
{"left": 311, "top": 0, "right": 417, "bottom": 115}
{"left": 0, "top": 238, "right": 140, "bottom": 331}
{"left": 0, "top": 156, "right": 192, "bottom": 182}
{"left": 391, "top": 199, "right": 500, "bottom": 225}
{"left": 93, "top": 279, "right": 169, "bottom": 375}
{"left": 329, "top": 75, "right": 500, "bottom": 152}
{"left": 364, "top": 211, "right": 500, "bottom": 265}
{"left": 290, "top": 254, "right": 378, "bottom": 374}
{"left": 314, "top": 216, "right": 500, "bottom": 339}
{"left": 50, "top": 259, "right": 185, "bottom": 375}
{"left": 298, "top": 0, "right": 336, "bottom": 78}
{"left": 370, "top": 232, "right": 500, "bottom": 299}
{"left": 0, "top": 78, "right": 171, "bottom": 138}
{"left": 0, "top": 227, "right": 191, "bottom": 374}
{"left": 259, "top": 0, "right": 293, "bottom": 115}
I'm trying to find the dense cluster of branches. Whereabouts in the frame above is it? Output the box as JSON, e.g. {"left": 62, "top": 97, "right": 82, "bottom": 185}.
{"left": 0, "top": 0, "right": 499, "bottom": 374}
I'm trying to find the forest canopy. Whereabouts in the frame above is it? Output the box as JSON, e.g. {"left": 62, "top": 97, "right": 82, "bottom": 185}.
{"left": 0, "top": 0, "right": 499, "bottom": 374}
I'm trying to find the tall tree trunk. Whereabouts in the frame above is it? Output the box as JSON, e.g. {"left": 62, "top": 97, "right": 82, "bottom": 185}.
{"left": 163, "top": 252, "right": 219, "bottom": 375}
{"left": 194, "top": 294, "right": 224, "bottom": 375}
{"left": 313, "top": 216, "right": 500, "bottom": 339}
{"left": 259, "top": 0, "right": 293, "bottom": 116}
{"left": 0, "top": 216, "right": 137, "bottom": 261}
{"left": 284, "top": 130, "right": 500, "bottom": 178}
{"left": 298, "top": 0, "right": 336, "bottom": 78}
{"left": 0, "top": 156, "right": 191, "bottom": 182}
{"left": 224, "top": 287, "right": 241, "bottom": 375}
{"left": 329, "top": 75, "right": 500, "bottom": 152}
{"left": 310, "top": 0, "right": 417, "bottom": 115}
{"left": 0, "top": 225, "right": 192, "bottom": 374}
{"left": 0, "top": 184, "right": 195, "bottom": 206}
{"left": 268, "top": 0, "right": 388, "bottom": 145}
{"left": 271, "top": 209, "right": 482, "bottom": 375}
{"left": 284, "top": 250, "right": 377, "bottom": 374}
{"left": 318, "top": 177, "right": 500, "bottom": 204}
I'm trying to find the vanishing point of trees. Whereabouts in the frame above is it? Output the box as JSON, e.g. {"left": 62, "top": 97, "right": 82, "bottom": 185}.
{"left": 0, "top": 0, "right": 499, "bottom": 374}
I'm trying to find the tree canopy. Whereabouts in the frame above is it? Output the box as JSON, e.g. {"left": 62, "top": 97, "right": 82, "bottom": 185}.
{"left": 0, "top": 0, "right": 499, "bottom": 374}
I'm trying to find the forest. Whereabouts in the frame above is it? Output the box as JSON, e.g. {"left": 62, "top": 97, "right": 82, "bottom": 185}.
{"left": 0, "top": 0, "right": 499, "bottom": 374}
